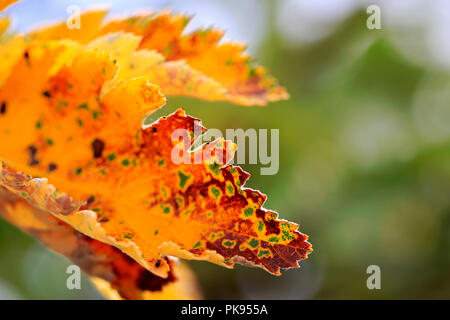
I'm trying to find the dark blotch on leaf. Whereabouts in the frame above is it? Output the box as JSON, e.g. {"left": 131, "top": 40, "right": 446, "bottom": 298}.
{"left": 27, "top": 145, "right": 37, "bottom": 156}
{"left": 27, "top": 145, "right": 39, "bottom": 166}
{"left": 87, "top": 195, "right": 95, "bottom": 204}
{"left": 48, "top": 163, "right": 58, "bottom": 172}
{"left": 200, "top": 189, "right": 208, "bottom": 197}
{"left": 91, "top": 138, "right": 105, "bottom": 158}
{"left": 135, "top": 266, "right": 175, "bottom": 291}
{"left": 0, "top": 102, "right": 6, "bottom": 114}
{"left": 42, "top": 90, "right": 52, "bottom": 98}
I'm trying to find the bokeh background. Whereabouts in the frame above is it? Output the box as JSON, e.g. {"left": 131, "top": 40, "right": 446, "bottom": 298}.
{"left": 1, "top": 0, "right": 449, "bottom": 299}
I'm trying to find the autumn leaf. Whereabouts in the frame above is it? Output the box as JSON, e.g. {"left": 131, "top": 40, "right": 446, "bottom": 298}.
{"left": 0, "top": 186, "right": 201, "bottom": 300}
{"left": 0, "top": 4, "right": 312, "bottom": 300}
{"left": 87, "top": 32, "right": 229, "bottom": 102}
{"left": 0, "top": 41, "right": 311, "bottom": 276}
{"left": 0, "top": 2, "right": 25, "bottom": 85}
{"left": 0, "top": 17, "right": 9, "bottom": 35}
{"left": 27, "top": 9, "right": 289, "bottom": 105}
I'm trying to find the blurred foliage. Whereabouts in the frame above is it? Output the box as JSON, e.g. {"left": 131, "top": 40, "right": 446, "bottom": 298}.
{"left": 0, "top": 3, "right": 449, "bottom": 299}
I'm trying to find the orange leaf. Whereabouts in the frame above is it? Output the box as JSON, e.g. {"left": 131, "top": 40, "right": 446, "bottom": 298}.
{"left": 0, "top": 40, "right": 311, "bottom": 277}
{"left": 29, "top": 9, "right": 108, "bottom": 44}
{"left": 0, "top": 186, "right": 200, "bottom": 300}
{"left": 27, "top": 9, "right": 289, "bottom": 106}
{"left": 87, "top": 32, "right": 228, "bottom": 102}
{"left": 0, "top": 35, "right": 25, "bottom": 85}
{"left": 0, "top": 4, "right": 311, "bottom": 300}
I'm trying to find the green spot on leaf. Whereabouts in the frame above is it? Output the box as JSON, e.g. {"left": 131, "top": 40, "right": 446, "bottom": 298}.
{"left": 243, "top": 206, "right": 254, "bottom": 217}
{"left": 92, "top": 110, "right": 103, "bottom": 119}
{"left": 160, "top": 204, "right": 171, "bottom": 214}
{"left": 247, "top": 238, "right": 259, "bottom": 248}
{"left": 107, "top": 153, "right": 116, "bottom": 161}
{"left": 209, "top": 162, "right": 221, "bottom": 176}
{"left": 222, "top": 240, "right": 236, "bottom": 248}
{"left": 257, "top": 249, "right": 271, "bottom": 258}
{"left": 258, "top": 220, "right": 264, "bottom": 232}
{"left": 178, "top": 171, "right": 191, "bottom": 189}
{"left": 226, "top": 183, "right": 234, "bottom": 195}
{"left": 193, "top": 241, "right": 202, "bottom": 249}
{"left": 210, "top": 186, "right": 221, "bottom": 200}
{"left": 77, "top": 103, "right": 88, "bottom": 110}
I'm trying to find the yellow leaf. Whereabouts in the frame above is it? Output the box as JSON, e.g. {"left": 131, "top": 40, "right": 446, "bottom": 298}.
{"left": 0, "top": 17, "right": 10, "bottom": 35}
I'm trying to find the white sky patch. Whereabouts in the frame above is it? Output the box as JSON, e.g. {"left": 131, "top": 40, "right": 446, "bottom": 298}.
{"left": 427, "top": 0, "right": 450, "bottom": 69}
{"left": 276, "top": 0, "right": 357, "bottom": 44}
{"left": 167, "top": 0, "right": 268, "bottom": 54}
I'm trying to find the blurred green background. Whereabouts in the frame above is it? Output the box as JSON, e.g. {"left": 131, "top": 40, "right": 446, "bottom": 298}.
{"left": 0, "top": 0, "right": 449, "bottom": 299}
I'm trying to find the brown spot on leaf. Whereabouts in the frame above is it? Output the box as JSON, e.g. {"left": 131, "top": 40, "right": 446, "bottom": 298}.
{"left": 48, "top": 163, "right": 58, "bottom": 172}
{"left": 0, "top": 102, "right": 6, "bottom": 114}
{"left": 27, "top": 145, "right": 39, "bottom": 166}
{"left": 91, "top": 138, "right": 105, "bottom": 158}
